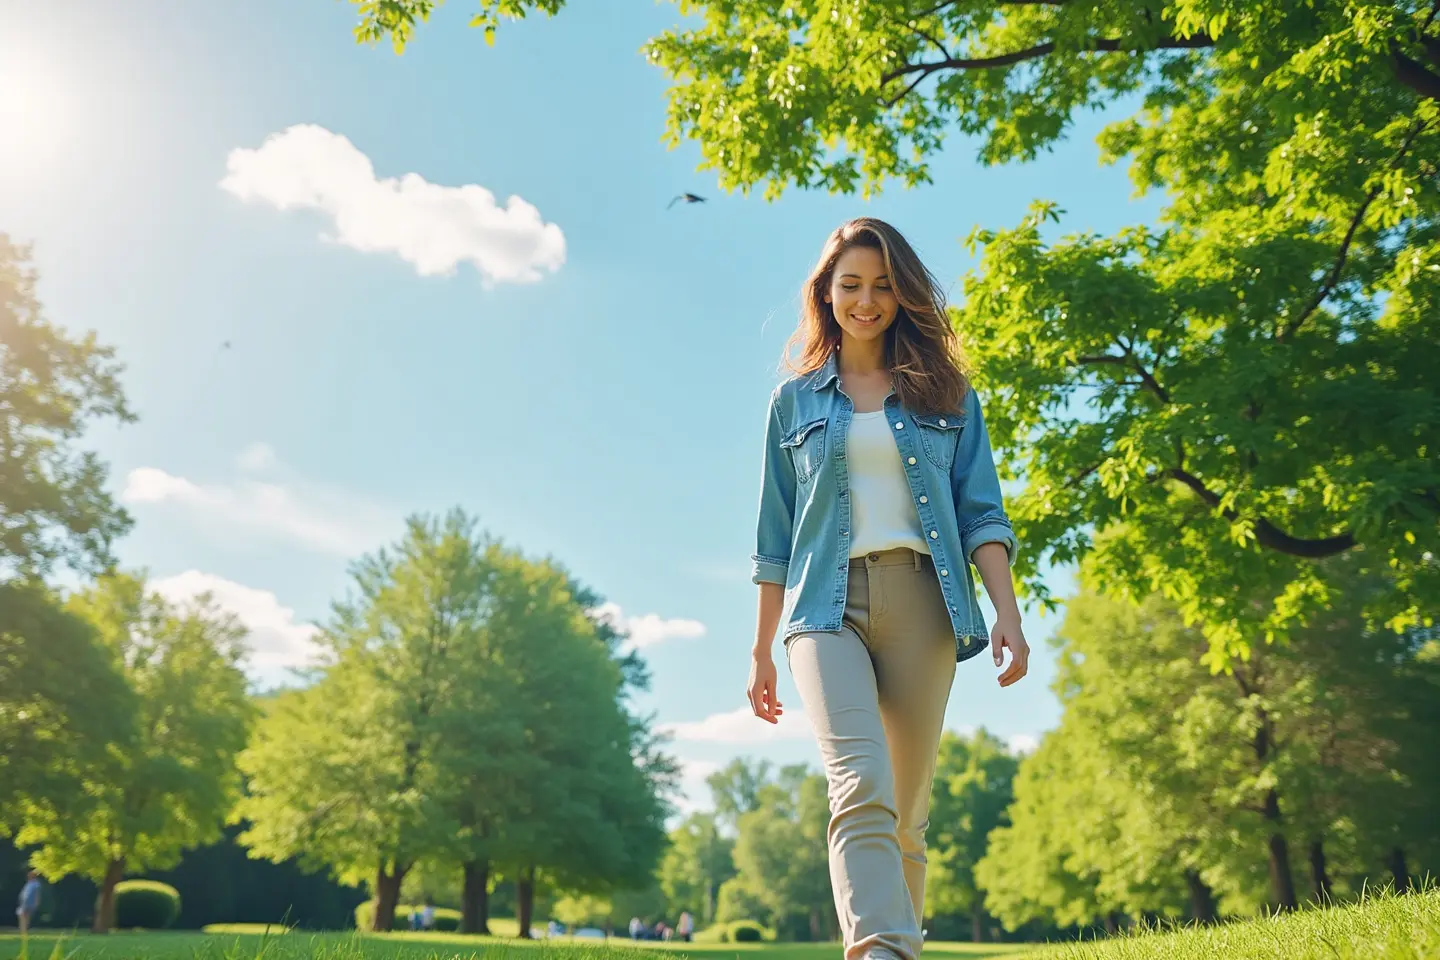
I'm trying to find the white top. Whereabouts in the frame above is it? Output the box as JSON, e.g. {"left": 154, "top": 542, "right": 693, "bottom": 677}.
{"left": 847, "top": 411, "right": 929, "bottom": 558}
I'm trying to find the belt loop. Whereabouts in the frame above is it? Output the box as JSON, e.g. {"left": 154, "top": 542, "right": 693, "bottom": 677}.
{"left": 913, "top": 550, "right": 922, "bottom": 572}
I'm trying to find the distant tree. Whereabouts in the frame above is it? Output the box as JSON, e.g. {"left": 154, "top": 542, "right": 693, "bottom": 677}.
{"left": 238, "top": 512, "right": 672, "bottom": 935}
{"left": 725, "top": 765, "right": 833, "bottom": 941}
{"left": 706, "top": 758, "right": 772, "bottom": 831}
{"left": 924, "top": 729, "right": 1019, "bottom": 942}
{"left": 238, "top": 512, "right": 498, "bottom": 932}
{"left": 17, "top": 572, "right": 252, "bottom": 932}
{"left": 659, "top": 812, "right": 735, "bottom": 926}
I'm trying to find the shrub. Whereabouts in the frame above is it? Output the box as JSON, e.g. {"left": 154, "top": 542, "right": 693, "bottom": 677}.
{"left": 113, "top": 880, "right": 181, "bottom": 930}
{"left": 731, "top": 920, "right": 764, "bottom": 942}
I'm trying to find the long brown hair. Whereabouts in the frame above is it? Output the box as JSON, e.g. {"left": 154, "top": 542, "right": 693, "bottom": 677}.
{"left": 785, "top": 217, "right": 969, "bottom": 415}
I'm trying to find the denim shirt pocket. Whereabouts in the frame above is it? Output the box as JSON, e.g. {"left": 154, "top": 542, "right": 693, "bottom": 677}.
{"left": 780, "top": 417, "right": 827, "bottom": 485}
{"left": 914, "top": 412, "right": 966, "bottom": 471}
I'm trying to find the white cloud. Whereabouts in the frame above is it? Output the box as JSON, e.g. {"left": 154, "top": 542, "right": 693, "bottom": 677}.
{"left": 150, "top": 571, "right": 321, "bottom": 675}
{"left": 220, "top": 124, "right": 566, "bottom": 285}
{"left": 1006, "top": 733, "right": 1040, "bottom": 755}
{"left": 122, "top": 464, "right": 393, "bottom": 557}
{"left": 236, "top": 442, "right": 277, "bottom": 473}
{"left": 660, "top": 706, "right": 811, "bottom": 744}
{"left": 591, "top": 601, "right": 706, "bottom": 653}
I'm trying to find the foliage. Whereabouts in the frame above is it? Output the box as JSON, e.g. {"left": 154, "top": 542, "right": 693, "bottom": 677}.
{"left": 979, "top": 580, "right": 1440, "bottom": 929}
{"left": 0, "top": 580, "right": 136, "bottom": 829}
{"left": 924, "top": 728, "right": 1019, "bottom": 934}
{"left": 237, "top": 511, "right": 671, "bottom": 934}
{"left": 15, "top": 572, "right": 253, "bottom": 931}
{"left": 719, "top": 764, "right": 832, "bottom": 941}
{"left": 658, "top": 812, "right": 734, "bottom": 926}
{"left": 113, "top": 880, "right": 181, "bottom": 930}
{"left": 0, "top": 235, "right": 134, "bottom": 580}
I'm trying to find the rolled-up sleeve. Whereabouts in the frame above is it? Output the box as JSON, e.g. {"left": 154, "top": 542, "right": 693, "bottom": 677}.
{"left": 953, "top": 388, "right": 1018, "bottom": 566}
{"left": 752, "top": 387, "right": 796, "bottom": 585}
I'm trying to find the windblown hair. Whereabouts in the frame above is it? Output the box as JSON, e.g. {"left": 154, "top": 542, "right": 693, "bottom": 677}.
{"left": 785, "top": 217, "right": 969, "bottom": 415}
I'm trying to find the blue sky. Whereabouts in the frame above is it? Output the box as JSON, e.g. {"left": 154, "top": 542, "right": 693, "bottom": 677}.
{"left": 1, "top": 0, "right": 1160, "bottom": 817}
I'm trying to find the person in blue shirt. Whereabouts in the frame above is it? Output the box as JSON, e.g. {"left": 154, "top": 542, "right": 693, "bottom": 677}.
{"left": 16, "top": 870, "right": 41, "bottom": 936}
{"left": 747, "top": 217, "right": 1028, "bottom": 960}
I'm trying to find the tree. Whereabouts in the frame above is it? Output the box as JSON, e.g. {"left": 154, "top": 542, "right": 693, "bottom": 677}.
{"left": 15, "top": 572, "right": 252, "bottom": 932}
{"left": 238, "top": 511, "right": 499, "bottom": 932}
{"left": 659, "top": 812, "right": 735, "bottom": 926}
{"left": 706, "top": 757, "right": 772, "bottom": 831}
{"left": 723, "top": 765, "right": 833, "bottom": 941}
{"left": 0, "top": 580, "right": 136, "bottom": 829}
{"left": 477, "top": 551, "right": 671, "bottom": 937}
{"left": 981, "top": 578, "right": 1440, "bottom": 929}
{"left": 355, "top": 2, "right": 1440, "bottom": 666}
{"left": 0, "top": 235, "right": 134, "bottom": 580}
{"left": 924, "top": 728, "right": 1019, "bottom": 942}
{"left": 238, "top": 512, "right": 672, "bottom": 935}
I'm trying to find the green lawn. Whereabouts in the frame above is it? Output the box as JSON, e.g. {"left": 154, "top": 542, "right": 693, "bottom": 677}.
{"left": 2, "top": 891, "right": 1436, "bottom": 960}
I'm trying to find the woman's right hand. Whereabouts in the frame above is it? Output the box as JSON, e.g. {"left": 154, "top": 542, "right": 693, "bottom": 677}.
{"left": 747, "top": 648, "right": 784, "bottom": 724}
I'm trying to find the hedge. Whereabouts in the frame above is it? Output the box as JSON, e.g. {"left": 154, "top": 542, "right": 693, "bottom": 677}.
{"left": 695, "top": 919, "right": 774, "bottom": 943}
{"left": 353, "top": 901, "right": 462, "bottom": 931}
{"left": 114, "top": 880, "right": 181, "bottom": 930}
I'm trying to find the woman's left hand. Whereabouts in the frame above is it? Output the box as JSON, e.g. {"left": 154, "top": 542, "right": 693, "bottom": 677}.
{"left": 991, "top": 616, "right": 1029, "bottom": 687}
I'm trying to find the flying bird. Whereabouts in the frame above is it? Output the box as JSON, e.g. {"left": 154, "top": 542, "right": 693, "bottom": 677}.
{"left": 667, "top": 193, "right": 707, "bottom": 210}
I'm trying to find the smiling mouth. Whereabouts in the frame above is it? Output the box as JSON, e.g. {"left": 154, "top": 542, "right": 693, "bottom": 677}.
{"left": 851, "top": 314, "right": 881, "bottom": 323}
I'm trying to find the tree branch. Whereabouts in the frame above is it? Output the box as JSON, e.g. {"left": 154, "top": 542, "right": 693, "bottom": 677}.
{"left": 882, "top": 33, "right": 1214, "bottom": 86}
{"left": 1065, "top": 461, "right": 1104, "bottom": 489}
{"left": 1278, "top": 117, "right": 1430, "bottom": 341}
{"left": 1076, "top": 352, "right": 1172, "bottom": 404}
{"left": 1164, "top": 467, "right": 1356, "bottom": 558}
{"left": 908, "top": 22, "right": 954, "bottom": 60}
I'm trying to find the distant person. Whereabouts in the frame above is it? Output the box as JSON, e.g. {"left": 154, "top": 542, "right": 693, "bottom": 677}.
{"left": 747, "top": 218, "right": 1026, "bottom": 960}
{"left": 421, "top": 899, "right": 435, "bottom": 931}
{"left": 408, "top": 905, "right": 421, "bottom": 931}
{"left": 676, "top": 911, "right": 694, "bottom": 942}
{"left": 628, "top": 916, "right": 642, "bottom": 940}
{"left": 16, "top": 870, "right": 41, "bottom": 935}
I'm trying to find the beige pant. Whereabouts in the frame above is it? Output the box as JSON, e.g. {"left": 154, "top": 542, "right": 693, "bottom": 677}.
{"left": 786, "top": 548, "right": 957, "bottom": 960}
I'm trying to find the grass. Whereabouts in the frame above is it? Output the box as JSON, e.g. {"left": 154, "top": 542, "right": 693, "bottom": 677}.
{"left": 1022, "top": 887, "right": 1440, "bottom": 960}
{"left": 0, "top": 930, "right": 1025, "bottom": 960}
{"left": 1, "top": 889, "right": 1435, "bottom": 960}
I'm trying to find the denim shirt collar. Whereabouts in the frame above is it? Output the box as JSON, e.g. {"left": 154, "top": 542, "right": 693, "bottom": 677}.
{"left": 808, "top": 351, "right": 841, "bottom": 392}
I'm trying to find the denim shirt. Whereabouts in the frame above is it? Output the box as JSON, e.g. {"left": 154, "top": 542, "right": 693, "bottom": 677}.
{"left": 751, "top": 353, "right": 1018, "bottom": 662}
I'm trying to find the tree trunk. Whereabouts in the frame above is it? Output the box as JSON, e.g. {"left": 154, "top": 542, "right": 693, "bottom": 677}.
{"left": 1183, "top": 870, "right": 1217, "bottom": 925}
{"left": 1388, "top": 847, "right": 1412, "bottom": 893}
{"left": 808, "top": 907, "right": 821, "bottom": 942}
{"left": 1308, "top": 839, "right": 1333, "bottom": 902}
{"left": 971, "top": 901, "right": 986, "bottom": 942}
{"left": 516, "top": 865, "right": 535, "bottom": 939}
{"left": 1102, "top": 912, "right": 1119, "bottom": 936}
{"left": 373, "top": 862, "right": 409, "bottom": 932}
{"left": 461, "top": 859, "right": 491, "bottom": 935}
{"left": 92, "top": 857, "right": 126, "bottom": 933}
{"left": 1261, "top": 789, "right": 1298, "bottom": 910}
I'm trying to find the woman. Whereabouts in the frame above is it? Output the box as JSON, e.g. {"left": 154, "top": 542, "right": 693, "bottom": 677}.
{"left": 748, "top": 218, "right": 1027, "bottom": 960}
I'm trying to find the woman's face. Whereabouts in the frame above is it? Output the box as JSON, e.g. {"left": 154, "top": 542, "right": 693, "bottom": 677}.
{"left": 825, "top": 245, "right": 898, "bottom": 345}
